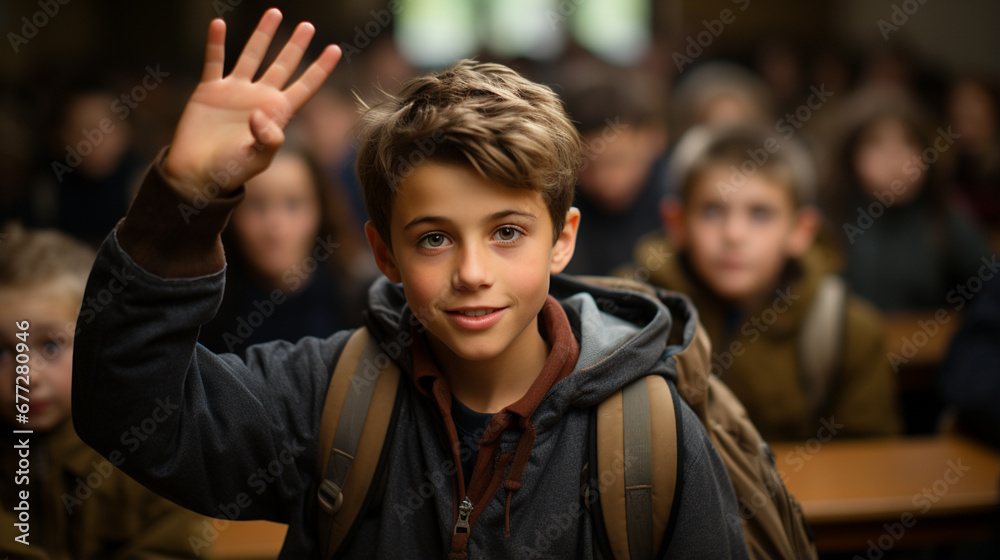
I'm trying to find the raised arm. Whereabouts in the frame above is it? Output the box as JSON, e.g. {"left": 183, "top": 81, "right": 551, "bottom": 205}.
{"left": 72, "top": 11, "right": 348, "bottom": 546}
{"left": 119, "top": 9, "right": 340, "bottom": 279}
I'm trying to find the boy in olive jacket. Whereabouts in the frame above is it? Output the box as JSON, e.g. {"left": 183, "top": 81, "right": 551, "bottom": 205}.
{"left": 0, "top": 225, "right": 205, "bottom": 559}
{"left": 625, "top": 124, "right": 902, "bottom": 441}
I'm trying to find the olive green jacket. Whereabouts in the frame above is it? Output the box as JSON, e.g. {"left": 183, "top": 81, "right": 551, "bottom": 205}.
{"left": 1, "top": 418, "right": 207, "bottom": 559}
{"left": 620, "top": 233, "right": 903, "bottom": 441}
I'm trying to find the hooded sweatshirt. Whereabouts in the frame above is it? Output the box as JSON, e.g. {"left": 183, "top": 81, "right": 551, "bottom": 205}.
{"left": 71, "top": 153, "right": 749, "bottom": 559}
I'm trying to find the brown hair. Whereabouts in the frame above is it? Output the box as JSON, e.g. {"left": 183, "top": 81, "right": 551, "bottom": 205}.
{"left": 355, "top": 59, "right": 582, "bottom": 247}
{"left": 0, "top": 223, "right": 95, "bottom": 301}
{"left": 668, "top": 124, "right": 817, "bottom": 208}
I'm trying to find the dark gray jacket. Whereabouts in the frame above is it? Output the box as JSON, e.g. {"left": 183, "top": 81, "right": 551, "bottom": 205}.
{"left": 72, "top": 162, "right": 748, "bottom": 559}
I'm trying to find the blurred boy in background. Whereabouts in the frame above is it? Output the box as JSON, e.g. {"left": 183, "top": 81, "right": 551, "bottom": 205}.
{"left": 559, "top": 62, "right": 668, "bottom": 275}
{"left": 0, "top": 224, "right": 205, "bottom": 559}
{"left": 623, "top": 124, "right": 902, "bottom": 441}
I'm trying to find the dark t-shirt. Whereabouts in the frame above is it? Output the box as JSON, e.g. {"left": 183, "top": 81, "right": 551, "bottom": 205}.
{"left": 451, "top": 396, "right": 493, "bottom": 489}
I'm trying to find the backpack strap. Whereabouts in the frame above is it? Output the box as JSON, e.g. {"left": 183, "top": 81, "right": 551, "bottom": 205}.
{"left": 317, "top": 327, "right": 402, "bottom": 559}
{"left": 799, "top": 274, "right": 846, "bottom": 419}
{"left": 593, "top": 375, "right": 679, "bottom": 559}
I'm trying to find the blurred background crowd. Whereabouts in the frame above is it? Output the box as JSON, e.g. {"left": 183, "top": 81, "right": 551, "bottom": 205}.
{"left": 0, "top": 0, "right": 998, "bottom": 557}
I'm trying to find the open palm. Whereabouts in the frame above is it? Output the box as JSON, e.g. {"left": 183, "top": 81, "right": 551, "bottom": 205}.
{"left": 163, "top": 8, "right": 341, "bottom": 195}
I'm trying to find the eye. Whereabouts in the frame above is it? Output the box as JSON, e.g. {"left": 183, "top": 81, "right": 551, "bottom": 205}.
{"left": 418, "top": 233, "right": 451, "bottom": 250}
{"left": 701, "top": 203, "right": 723, "bottom": 219}
{"left": 750, "top": 207, "right": 775, "bottom": 222}
{"left": 493, "top": 227, "right": 522, "bottom": 244}
{"left": 41, "top": 338, "right": 63, "bottom": 360}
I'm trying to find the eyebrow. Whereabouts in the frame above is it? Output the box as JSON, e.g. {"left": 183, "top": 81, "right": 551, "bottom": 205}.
{"left": 402, "top": 209, "right": 537, "bottom": 232}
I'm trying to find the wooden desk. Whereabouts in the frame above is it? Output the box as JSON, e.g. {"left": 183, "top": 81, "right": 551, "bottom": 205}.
{"left": 771, "top": 435, "right": 1000, "bottom": 553}
{"left": 211, "top": 520, "right": 287, "bottom": 559}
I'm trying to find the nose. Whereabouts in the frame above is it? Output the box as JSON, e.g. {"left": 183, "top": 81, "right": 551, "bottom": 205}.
{"left": 722, "top": 213, "right": 748, "bottom": 245}
{"left": 453, "top": 243, "right": 493, "bottom": 291}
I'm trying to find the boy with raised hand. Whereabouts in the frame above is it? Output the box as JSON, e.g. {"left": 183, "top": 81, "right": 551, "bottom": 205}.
{"left": 72, "top": 9, "right": 748, "bottom": 558}
{"left": 627, "top": 124, "right": 901, "bottom": 441}
{"left": 0, "top": 225, "right": 205, "bottom": 559}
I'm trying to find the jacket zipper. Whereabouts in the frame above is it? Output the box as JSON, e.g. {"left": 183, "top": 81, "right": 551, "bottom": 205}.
{"left": 453, "top": 496, "right": 473, "bottom": 534}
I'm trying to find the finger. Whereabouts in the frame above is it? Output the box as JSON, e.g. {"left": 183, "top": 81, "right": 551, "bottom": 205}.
{"left": 258, "top": 21, "right": 315, "bottom": 89}
{"left": 282, "top": 44, "right": 342, "bottom": 113}
{"left": 250, "top": 109, "right": 286, "bottom": 152}
{"left": 230, "top": 8, "right": 283, "bottom": 80}
{"left": 201, "top": 18, "right": 227, "bottom": 82}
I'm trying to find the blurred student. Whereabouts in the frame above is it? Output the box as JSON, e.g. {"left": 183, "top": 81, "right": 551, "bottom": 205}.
{"left": 28, "top": 84, "right": 140, "bottom": 248}
{"left": 939, "top": 272, "right": 1000, "bottom": 450}
{"left": 668, "top": 61, "right": 774, "bottom": 145}
{"left": 559, "top": 62, "right": 668, "bottom": 275}
{"left": 0, "top": 224, "right": 205, "bottom": 559}
{"left": 827, "top": 87, "right": 992, "bottom": 313}
{"left": 945, "top": 77, "right": 1000, "bottom": 247}
{"left": 198, "top": 145, "right": 373, "bottom": 357}
{"left": 624, "top": 124, "right": 902, "bottom": 441}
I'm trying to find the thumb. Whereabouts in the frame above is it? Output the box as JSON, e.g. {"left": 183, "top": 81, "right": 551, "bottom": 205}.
{"left": 249, "top": 109, "right": 286, "bottom": 151}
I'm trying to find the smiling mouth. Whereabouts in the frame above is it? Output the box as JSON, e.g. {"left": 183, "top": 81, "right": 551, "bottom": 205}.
{"left": 450, "top": 308, "right": 502, "bottom": 317}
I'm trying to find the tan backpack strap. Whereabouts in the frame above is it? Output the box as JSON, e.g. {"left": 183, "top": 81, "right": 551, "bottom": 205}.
{"left": 317, "top": 327, "right": 401, "bottom": 559}
{"left": 799, "top": 275, "right": 846, "bottom": 419}
{"left": 596, "top": 376, "right": 678, "bottom": 559}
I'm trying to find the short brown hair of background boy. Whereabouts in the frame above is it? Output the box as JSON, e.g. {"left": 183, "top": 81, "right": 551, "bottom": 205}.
{"left": 667, "top": 123, "right": 817, "bottom": 208}
{"left": 355, "top": 59, "right": 582, "bottom": 246}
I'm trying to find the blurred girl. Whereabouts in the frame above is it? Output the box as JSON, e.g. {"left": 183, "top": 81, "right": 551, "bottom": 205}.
{"left": 827, "top": 87, "right": 991, "bottom": 312}
{"left": 198, "top": 145, "right": 374, "bottom": 356}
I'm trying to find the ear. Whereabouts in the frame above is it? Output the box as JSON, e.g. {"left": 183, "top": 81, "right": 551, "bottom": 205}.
{"left": 550, "top": 207, "right": 581, "bottom": 275}
{"left": 365, "top": 221, "right": 402, "bottom": 283}
{"left": 786, "top": 205, "right": 820, "bottom": 257}
{"left": 659, "top": 196, "right": 687, "bottom": 248}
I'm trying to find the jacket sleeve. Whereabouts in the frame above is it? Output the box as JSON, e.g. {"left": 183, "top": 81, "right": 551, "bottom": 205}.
{"left": 659, "top": 388, "right": 751, "bottom": 559}
{"left": 832, "top": 296, "right": 903, "bottom": 437}
{"left": 71, "top": 150, "right": 351, "bottom": 525}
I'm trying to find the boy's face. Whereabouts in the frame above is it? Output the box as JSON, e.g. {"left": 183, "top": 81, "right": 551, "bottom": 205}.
{"left": 0, "top": 286, "right": 77, "bottom": 433}
{"left": 366, "top": 161, "right": 579, "bottom": 366}
{"left": 668, "top": 168, "right": 815, "bottom": 303}
{"left": 579, "top": 127, "right": 664, "bottom": 213}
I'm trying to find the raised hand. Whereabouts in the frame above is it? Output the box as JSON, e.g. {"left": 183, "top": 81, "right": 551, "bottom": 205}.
{"left": 163, "top": 8, "right": 341, "bottom": 197}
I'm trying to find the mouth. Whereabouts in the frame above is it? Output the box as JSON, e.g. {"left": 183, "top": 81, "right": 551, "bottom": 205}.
{"left": 29, "top": 402, "right": 50, "bottom": 414}
{"left": 444, "top": 307, "right": 507, "bottom": 330}
{"left": 450, "top": 308, "right": 503, "bottom": 317}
